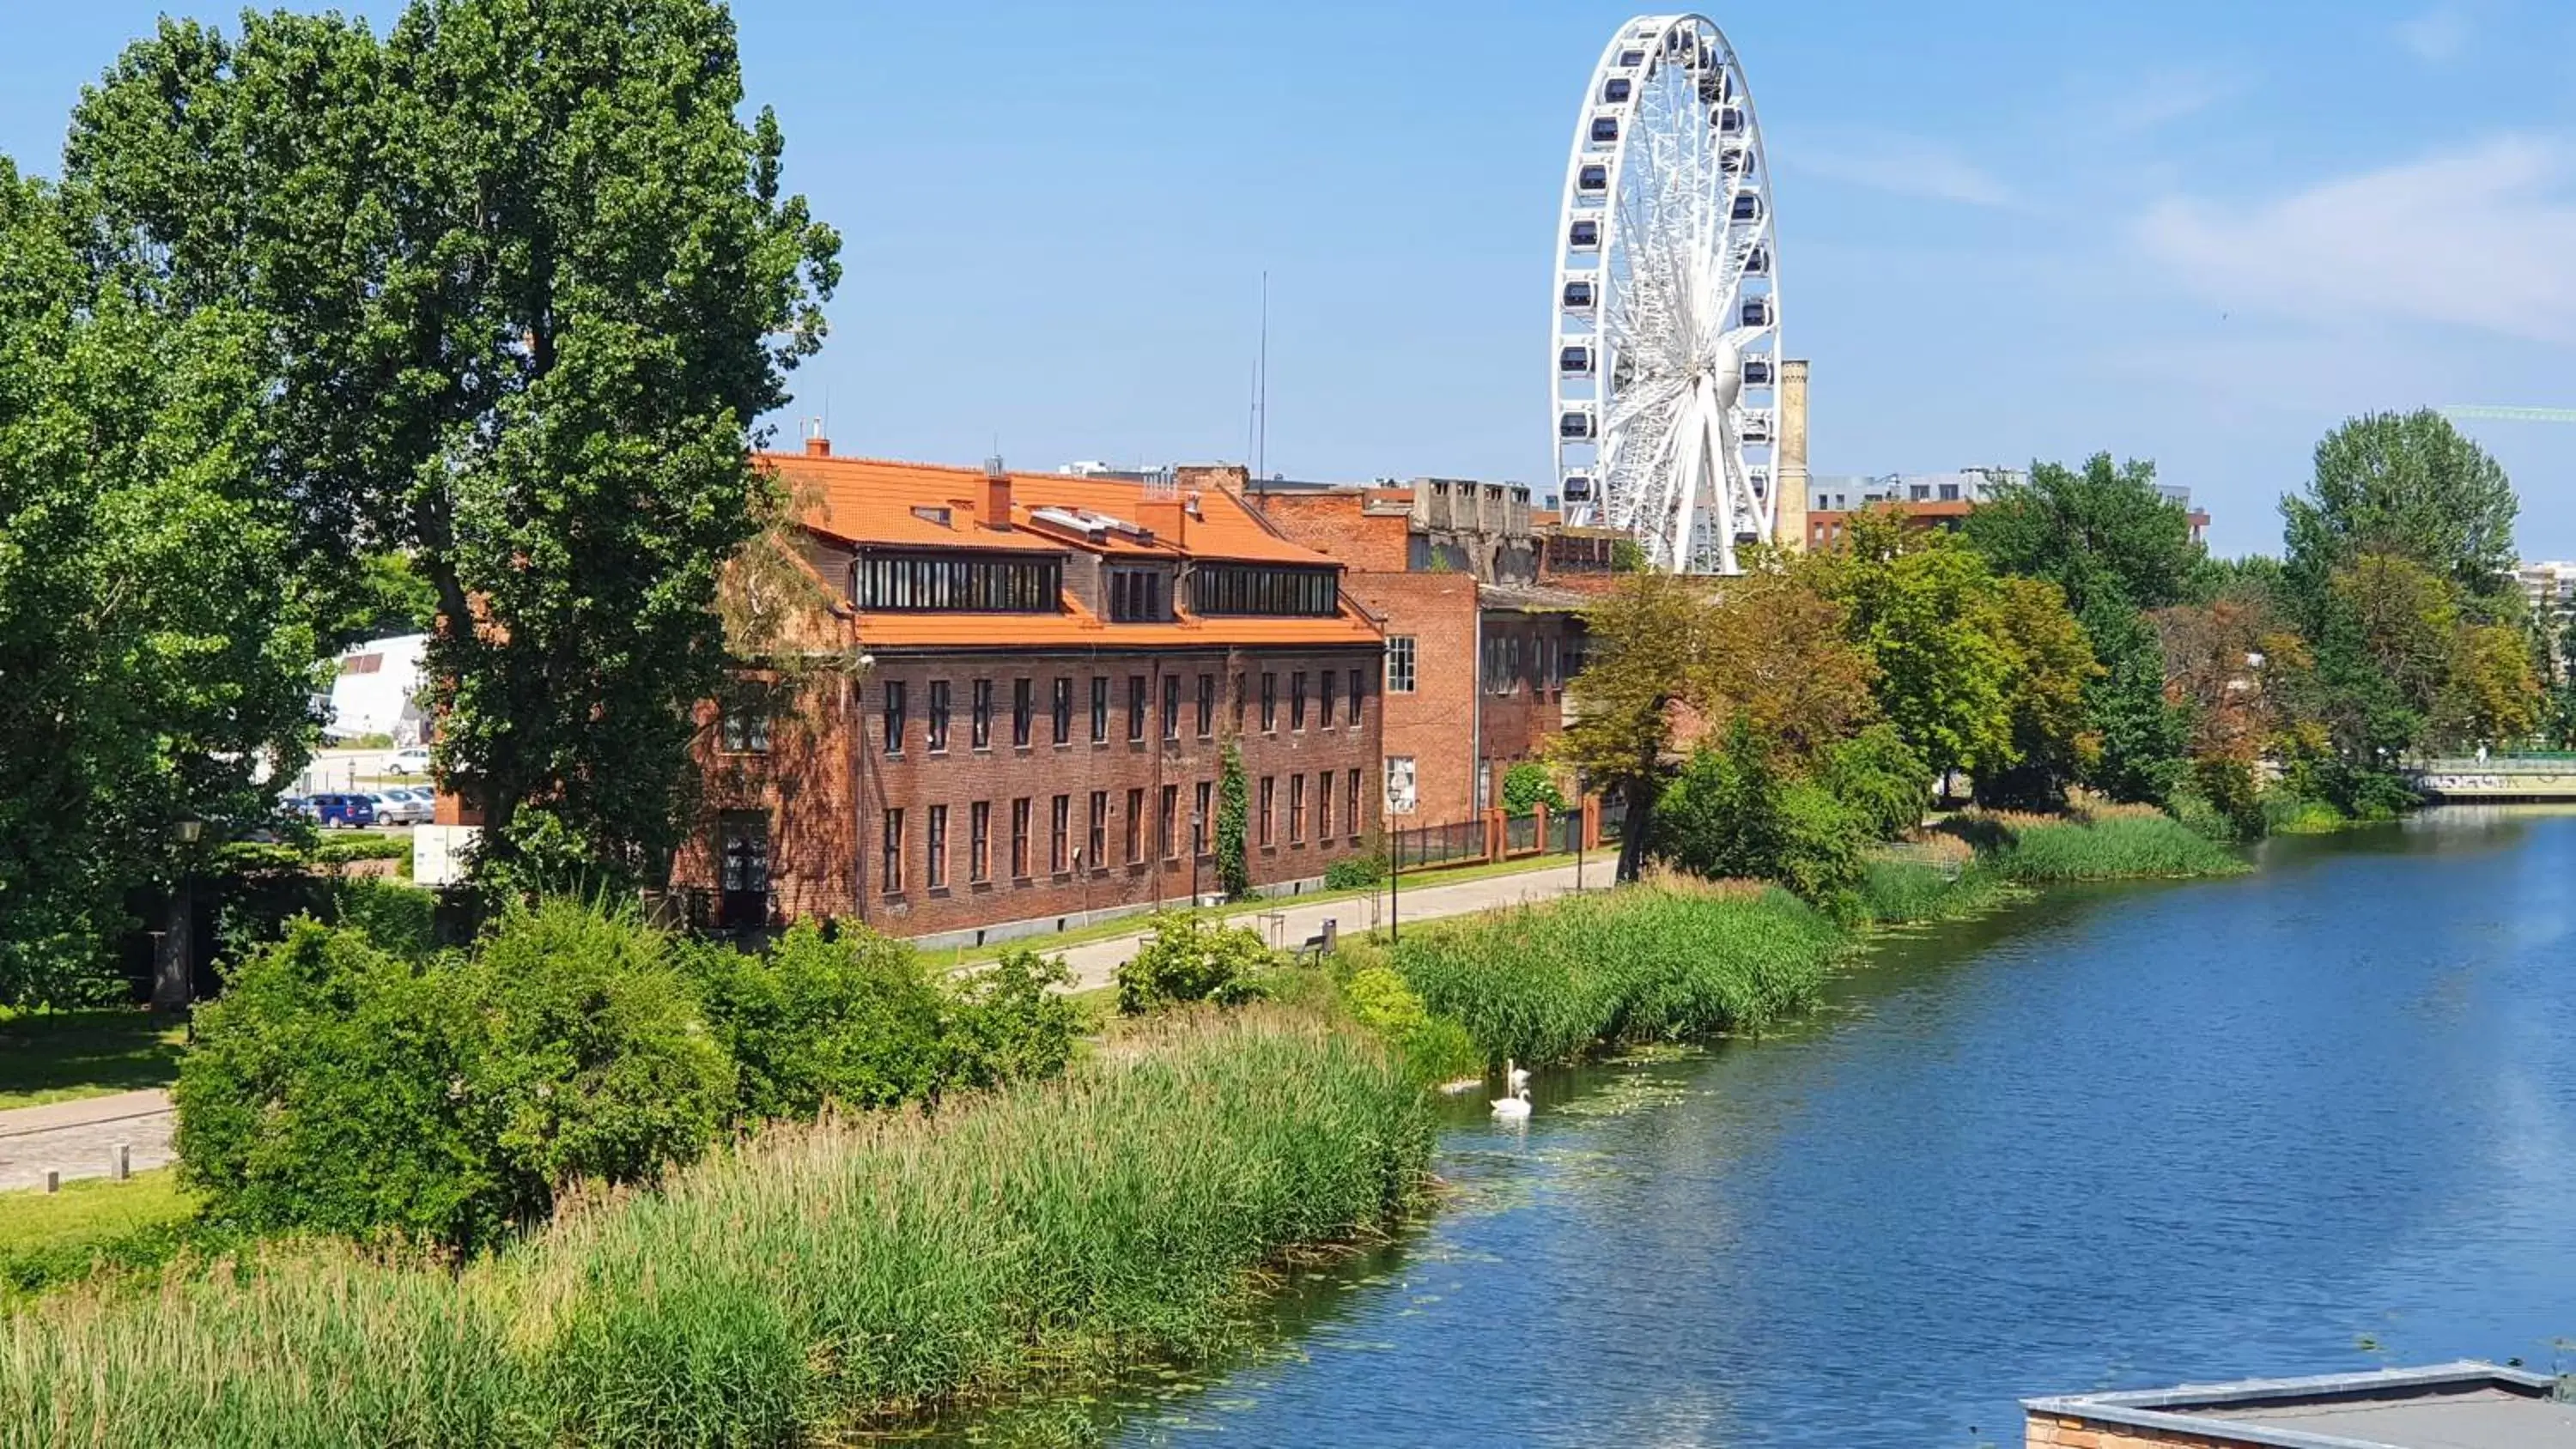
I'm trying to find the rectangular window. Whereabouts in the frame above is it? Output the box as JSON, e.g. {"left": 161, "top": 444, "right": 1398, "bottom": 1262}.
{"left": 1347, "top": 668, "right": 1364, "bottom": 724}
{"left": 1125, "top": 787, "right": 1145, "bottom": 864}
{"left": 1162, "top": 674, "right": 1181, "bottom": 740}
{"left": 1194, "top": 780, "right": 1212, "bottom": 855}
{"left": 852, "top": 551, "right": 1062, "bottom": 613}
{"left": 1158, "top": 784, "right": 1179, "bottom": 859}
{"left": 881, "top": 808, "right": 905, "bottom": 894}
{"left": 1127, "top": 675, "right": 1147, "bottom": 742}
{"left": 1259, "top": 776, "right": 1275, "bottom": 846}
{"left": 1052, "top": 676, "right": 1072, "bottom": 744}
{"left": 970, "top": 801, "right": 991, "bottom": 882}
{"left": 1188, "top": 563, "right": 1338, "bottom": 616}
{"left": 971, "top": 679, "right": 993, "bottom": 749}
{"left": 1386, "top": 637, "right": 1417, "bottom": 694}
{"left": 927, "top": 804, "right": 948, "bottom": 889}
{"left": 1196, "top": 673, "right": 1215, "bottom": 737}
{"left": 1011, "top": 797, "right": 1031, "bottom": 878}
{"left": 881, "top": 681, "right": 907, "bottom": 755}
{"left": 1316, "top": 771, "right": 1333, "bottom": 839}
{"left": 1347, "top": 768, "right": 1363, "bottom": 836}
{"left": 1291, "top": 672, "right": 1308, "bottom": 731}
{"left": 1289, "top": 774, "right": 1307, "bottom": 843}
{"left": 719, "top": 812, "right": 769, "bottom": 919}
{"left": 1385, "top": 757, "right": 1417, "bottom": 815}
{"left": 1091, "top": 676, "right": 1109, "bottom": 743}
{"left": 1108, "top": 567, "right": 1170, "bottom": 621}
{"left": 1012, "top": 678, "right": 1033, "bottom": 749}
{"left": 1089, "top": 791, "right": 1108, "bottom": 868}
{"left": 927, "top": 680, "right": 951, "bottom": 753}
{"left": 1318, "top": 670, "right": 1336, "bottom": 729}
{"left": 1261, "top": 672, "right": 1277, "bottom": 731}
{"left": 720, "top": 700, "right": 770, "bottom": 755}
{"left": 1050, "top": 793, "right": 1070, "bottom": 874}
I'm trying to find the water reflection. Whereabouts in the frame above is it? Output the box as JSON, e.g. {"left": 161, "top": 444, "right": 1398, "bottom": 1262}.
{"left": 961, "top": 810, "right": 2576, "bottom": 1447}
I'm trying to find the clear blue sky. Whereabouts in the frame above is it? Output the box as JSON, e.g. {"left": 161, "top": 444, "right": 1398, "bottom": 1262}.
{"left": 7, "top": 1, "right": 2575, "bottom": 559}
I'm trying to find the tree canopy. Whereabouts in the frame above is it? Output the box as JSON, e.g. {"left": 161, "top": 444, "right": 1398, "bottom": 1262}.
{"left": 64, "top": 0, "right": 841, "bottom": 893}
{"left": 0, "top": 161, "right": 322, "bottom": 1003}
{"left": 2283, "top": 409, "right": 2519, "bottom": 623}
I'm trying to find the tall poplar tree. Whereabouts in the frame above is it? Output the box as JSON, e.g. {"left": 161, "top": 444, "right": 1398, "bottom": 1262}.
{"left": 64, "top": 0, "right": 841, "bottom": 890}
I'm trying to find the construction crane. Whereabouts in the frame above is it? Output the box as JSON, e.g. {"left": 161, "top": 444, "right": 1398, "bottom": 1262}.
{"left": 2440, "top": 405, "right": 2576, "bottom": 424}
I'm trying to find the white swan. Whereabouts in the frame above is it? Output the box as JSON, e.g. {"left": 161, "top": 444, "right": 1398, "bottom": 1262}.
{"left": 1505, "top": 1058, "right": 1530, "bottom": 1092}
{"left": 1491, "top": 1086, "right": 1532, "bottom": 1120}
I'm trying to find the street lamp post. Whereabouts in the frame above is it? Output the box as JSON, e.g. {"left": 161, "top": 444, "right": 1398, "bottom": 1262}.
{"left": 154, "top": 818, "right": 204, "bottom": 1016}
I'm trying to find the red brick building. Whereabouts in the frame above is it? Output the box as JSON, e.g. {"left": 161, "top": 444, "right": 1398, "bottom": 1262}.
{"left": 1243, "top": 476, "right": 1600, "bottom": 826}
{"left": 671, "top": 446, "right": 1384, "bottom": 946}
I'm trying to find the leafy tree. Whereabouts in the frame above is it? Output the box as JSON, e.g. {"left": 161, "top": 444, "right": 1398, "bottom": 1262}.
{"left": 1818, "top": 723, "right": 1931, "bottom": 841}
{"left": 2284, "top": 409, "right": 2520, "bottom": 624}
{"left": 1805, "top": 509, "right": 2017, "bottom": 793}
{"left": 64, "top": 0, "right": 842, "bottom": 895}
{"left": 2437, "top": 622, "right": 2544, "bottom": 747}
{"left": 1216, "top": 739, "right": 1251, "bottom": 899}
{"left": 0, "top": 162, "right": 321, "bottom": 1004}
{"left": 1688, "top": 562, "right": 1879, "bottom": 764}
{"left": 1964, "top": 454, "right": 2198, "bottom": 802}
{"left": 1974, "top": 575, "right": 2103, "bottom": 809}
{"left": 1554, "top": 573, "right": 1710, "bottom": 882}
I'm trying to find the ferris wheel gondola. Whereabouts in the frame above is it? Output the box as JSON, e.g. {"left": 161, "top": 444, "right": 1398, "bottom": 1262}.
{"left": 1551, "top": 14, "right": 1781, "bottom": 573}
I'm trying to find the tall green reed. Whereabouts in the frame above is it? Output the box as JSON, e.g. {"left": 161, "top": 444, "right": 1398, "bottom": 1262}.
{"left": 0, "top": 1009, "right": 1428, "bottom": 1447}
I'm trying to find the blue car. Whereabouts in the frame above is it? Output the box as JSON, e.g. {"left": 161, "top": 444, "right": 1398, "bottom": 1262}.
{"left": 306, "top": 792, "right": 379, "bottom": 828}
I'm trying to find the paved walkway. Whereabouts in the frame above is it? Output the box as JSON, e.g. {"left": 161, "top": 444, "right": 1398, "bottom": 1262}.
{"left": 0, "top": 1089, "right": 175, "bottom": 1192}
{"left": 1052, "top": 858, "right": 1614, "bottom": 990}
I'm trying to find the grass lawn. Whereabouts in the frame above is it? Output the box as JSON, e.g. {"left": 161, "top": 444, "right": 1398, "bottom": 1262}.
{"left": 0, "top": 1010, "right": 185, "bottom": 1112}
{"left": 0, "top": 1170, "right": 194, "bottom": 1258}
{"left": 0, "top": 1168, "right": 201, "bottom": 1303}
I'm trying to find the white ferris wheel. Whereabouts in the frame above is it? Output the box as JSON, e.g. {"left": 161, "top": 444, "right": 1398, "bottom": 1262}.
{"left": 1552, "top": 14, "right": 1781, "bottom": 574}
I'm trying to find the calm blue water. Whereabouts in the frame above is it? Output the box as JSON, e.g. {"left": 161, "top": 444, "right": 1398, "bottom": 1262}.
{"left": 1078, "top": 809, "right": 2576, "bottom": 1447}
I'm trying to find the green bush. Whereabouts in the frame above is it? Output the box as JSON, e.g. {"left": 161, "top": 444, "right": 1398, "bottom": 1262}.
{"left": 2263, "top": 791, "right": 2348, "bottom": 834}
{"left": 1339, "top": 966, "right": 1479, "bottom": 1081}
{"left": 1988, "top": 815, "right": 2247, "bottom": 882}
{"left": 1499, "top": 762, "right": 1565, "bottom": 818}
{"left": 333, "top": 877, "right": 437, "bottom": 959}
{"left": 313, "top": 835, "right": 412, "bottom": 865}
{"left": 177, "top": 902, "right": 735, "bottom": 1252}
{"left": 1115, "top": 912, "right": 1276, "bottom": 1015}
{"left": 942, "top": 948, "right": 1080, "bottom": 1088}
{"left": 1324, "top": 852, "right": 1386, "bottom": 891}
{"left": 1391, "top": 885, "right": 1842, "bottom": 1067}
{"left": 683, "top": 921, "right": 951, "bottom": 1119}
{"left": 1655, "top": 724, "right": 1868, "bottom": 904}
{"left": 1820, "top": 723, "right": 1932, "bottom": 841}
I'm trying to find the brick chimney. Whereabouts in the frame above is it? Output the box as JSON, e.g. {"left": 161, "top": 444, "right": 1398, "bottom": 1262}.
{"left": 804, "top": 433, "right": 830, "bottom": 457}
{"left": 983, "top": 455, "right": 1012, "bottom": 531}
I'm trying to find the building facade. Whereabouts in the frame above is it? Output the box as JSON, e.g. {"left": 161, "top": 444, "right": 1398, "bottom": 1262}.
{"left": 1242, "top": 474, "right": 1596, "bottom": 826}
{"left": 670, "top": 446, "right": 1384, "bottom": 945}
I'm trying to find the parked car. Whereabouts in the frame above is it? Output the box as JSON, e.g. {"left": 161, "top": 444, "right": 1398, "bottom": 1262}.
{"left": 386, "top": 746, "right": 434, "bottom": 774}
{"left": 306, "top": 792, "right": 379, "bottom": 829}
{"left": 369, "top": 789, "right": 433, "bottom": 826}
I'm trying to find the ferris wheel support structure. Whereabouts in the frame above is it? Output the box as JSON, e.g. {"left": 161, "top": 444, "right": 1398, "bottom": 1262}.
{"left": 1550, "top": 14, "right": 1782, "bottom": 574}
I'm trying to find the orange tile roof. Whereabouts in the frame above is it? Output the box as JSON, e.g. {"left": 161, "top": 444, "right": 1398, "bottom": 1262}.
{"left": 763, "top": 452, "right": 1331, "bottom": 567}
{"left": 762, "top": 452, "right": 1379, "bottom": 651}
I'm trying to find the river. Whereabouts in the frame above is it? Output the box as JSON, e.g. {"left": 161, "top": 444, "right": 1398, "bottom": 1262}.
{"left": 964, "top": 809, "right": 2576, "bottom": 1446}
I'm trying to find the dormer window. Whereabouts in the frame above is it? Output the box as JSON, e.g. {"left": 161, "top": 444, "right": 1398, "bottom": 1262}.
{"left": 854, "top": 551, "right": 1060, "bottom": 611}
{"left": 1191, "top": 564, "right": 1337, "bottom": 616}
{"left": 910, "top": 506, "right": 951, "bottom": 526}
{"left": 1107, "top": 567, "right": 1170, "bottom": 621}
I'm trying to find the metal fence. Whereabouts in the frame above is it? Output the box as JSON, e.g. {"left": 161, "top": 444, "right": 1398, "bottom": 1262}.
{"left": 1599, "top": 794, "right": 1629, "bottom": 844}
{"left": 1389, "top": 816, "right": 1486, "bottom": 870}
{"left": 1504, "top": 812, "right": 1539, "bottom": 855}
{"left": 1546, "top": 809, "right": 1583, "bottom": 855}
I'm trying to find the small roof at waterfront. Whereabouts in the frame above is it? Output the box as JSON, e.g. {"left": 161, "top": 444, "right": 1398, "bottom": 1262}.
{"left": 2026, "top": 1362, "right": 2575, "bottom": 1449}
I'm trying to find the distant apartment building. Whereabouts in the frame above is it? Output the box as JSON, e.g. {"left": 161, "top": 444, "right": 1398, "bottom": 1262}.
{"left": 1243, "top": 475, "right": 1603, "bottom": 826}
{"left": 661, "top": 445, "right": 1383, "bottom": 945}
{"left": 1805, "top": 467, "right": 2208, "bottom": 549}
{"left": 2516, "top": 560, "right": 2576, "bottom": 618}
